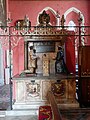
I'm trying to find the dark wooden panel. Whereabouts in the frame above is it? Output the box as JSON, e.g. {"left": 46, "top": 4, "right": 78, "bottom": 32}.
{"left": 80, "top": 46, "right": 90, "bottom": 76}
{"left": 78, "top": 46, "right": 90, "bottom": 107}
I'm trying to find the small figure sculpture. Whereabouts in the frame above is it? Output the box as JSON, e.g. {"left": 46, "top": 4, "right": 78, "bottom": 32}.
{"left": 61, "top": 15, "right": 65, "bottom": 28}
{"left": 24, "top": 15, "right": 30, "bottom": 31}
{"left": 55, "top": 46, "right": 69, "bottom": 74}
{"left": 28, "top": 46, "right": 37, "bottom": 74}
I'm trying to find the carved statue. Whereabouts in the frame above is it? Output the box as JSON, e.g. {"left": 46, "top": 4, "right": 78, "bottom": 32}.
{"left": 55, "top": 46, "right": 69, "bottom": 74}
{"left": 28, "top": 46, "right": 37, "bottom": 73}
{"left": 38, "top": 10, "right": 51, "bottom": 26}
{"left": 61, "top": 15, "right": 65, "bottom": 28}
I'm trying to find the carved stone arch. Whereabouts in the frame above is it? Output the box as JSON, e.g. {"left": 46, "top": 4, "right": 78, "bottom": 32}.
{"left": 64, "top": 7, "right": 85, "bottom": 65}
{"left": 37, "top": 7, "right": 58, "bottom": 26}
{"left": 64, "top": 7, "right": 85, "bottom": 45}
{"left": 64, "top": 7, "right": 84, "bottom": 25}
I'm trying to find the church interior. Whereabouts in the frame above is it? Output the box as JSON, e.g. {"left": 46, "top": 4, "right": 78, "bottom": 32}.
{"left": 0, "top": 0, "right": 90, "bottom": 120}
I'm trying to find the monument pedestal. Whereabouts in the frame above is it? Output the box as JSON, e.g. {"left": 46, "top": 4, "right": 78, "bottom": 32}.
{"left": 12, "top": 74, "right": 79, "bottom": 113}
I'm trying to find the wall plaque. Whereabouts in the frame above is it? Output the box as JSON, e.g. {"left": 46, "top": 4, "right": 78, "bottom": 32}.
{"left": 34, "top": 41, "right": 55, "bottom": 53}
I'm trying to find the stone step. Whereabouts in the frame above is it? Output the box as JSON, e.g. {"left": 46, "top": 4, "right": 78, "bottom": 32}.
{"left": 6, "top": 109, "right": 38, "bottom": 116}
{"left": 12, "top": 101, "right": 46, "bottom": 110}
{"left": 0, "top": 111, "right": 6, "bottom": 117}
{"left": 0, "top": 109, "right": 38, "bottom": 117}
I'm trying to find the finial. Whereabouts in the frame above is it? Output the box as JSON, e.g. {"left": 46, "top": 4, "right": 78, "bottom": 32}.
{"left": 61, "top": 15, "right": 65, "bottom": 28}
{"left": 78, "top": 12, "right": 83, "bottom": 25}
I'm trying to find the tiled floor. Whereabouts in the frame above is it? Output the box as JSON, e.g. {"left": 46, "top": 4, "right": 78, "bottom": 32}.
{"left": 0, "top": 85, "right": 10, "bottom": 110}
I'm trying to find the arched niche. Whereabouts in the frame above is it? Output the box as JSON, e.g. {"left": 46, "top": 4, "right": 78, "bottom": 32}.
{"left": 64, "top": 7, "right": 85, "bottom": 67}
{"left": 37, "top": 7, "right": 57, "bottom": 26}
{"left": 64, "top": 7, "right": 84, "bottom": 26}
{"left": 68, "top": 20, "right": 76, "bottom": 31}
{"left": 65, "top": 11, "right": 80, "bottom": 26}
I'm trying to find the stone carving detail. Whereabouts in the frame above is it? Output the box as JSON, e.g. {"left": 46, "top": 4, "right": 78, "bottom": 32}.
{"left": 51, "top": 80, "right": 66, "bottom": 97}
{"left": 38, "top": 10, "right": 50, "bottom": 26}
{"left": 42, "top": 80, "right": 52, "bottom": 100}
{"left": 43, "top": 54, "right": 49, "bottom": 76}
{"left": 26, "top": 81, "right": 40, "bottom": 98}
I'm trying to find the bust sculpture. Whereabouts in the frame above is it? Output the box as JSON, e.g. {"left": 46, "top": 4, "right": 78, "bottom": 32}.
{"left": 38, "top": 10, "right": 51, "bottom": 26}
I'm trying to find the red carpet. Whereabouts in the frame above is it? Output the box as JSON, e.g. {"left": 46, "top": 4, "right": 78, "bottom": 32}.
{"left": 38, "top": 106, "right": 52, "bottom": 120}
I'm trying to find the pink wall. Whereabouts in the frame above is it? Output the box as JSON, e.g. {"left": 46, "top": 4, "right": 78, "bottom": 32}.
{"left": 66, "top": 12, "right": 79, "bottom": 26}
{"left": 13, "top": 38, "right": 24, "bottom": 76}
{"left": 8, "top": 0, "right": 90, "bottom": 43}
{"left": 9, "top": 0, "right": 89, "bottom": 26}
{"left": 8, "top": 0, "right": 90, "bottom": 75}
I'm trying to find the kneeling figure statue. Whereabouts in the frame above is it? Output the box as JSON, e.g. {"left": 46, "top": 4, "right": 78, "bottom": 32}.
{"left": 55, "top": 46, "right": 69, "bottom": 74}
